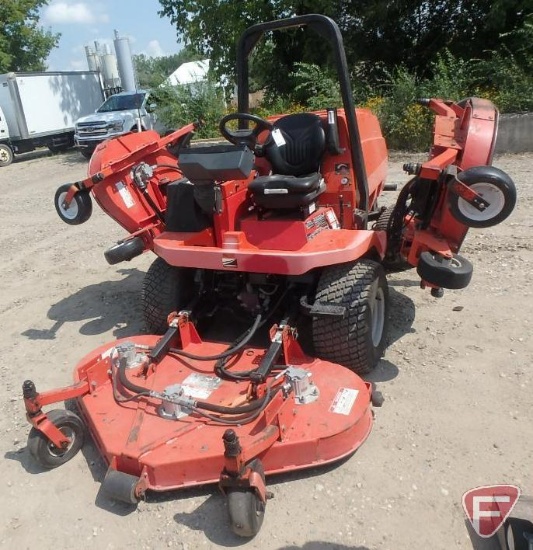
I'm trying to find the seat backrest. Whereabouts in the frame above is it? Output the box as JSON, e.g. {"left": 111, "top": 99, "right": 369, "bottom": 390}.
{"left": 264, "top": 113, "right": 326, "bottom": 176}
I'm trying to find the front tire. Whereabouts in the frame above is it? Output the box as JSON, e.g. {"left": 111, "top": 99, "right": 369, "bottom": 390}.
{"left": 312, "top": 260, "right": 389, "bottom": 375}
{"left": 142, "top": 257, "right": 195, "bottom": 334}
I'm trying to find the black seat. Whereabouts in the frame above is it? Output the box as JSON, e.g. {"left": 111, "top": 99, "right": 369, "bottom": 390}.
{"left": 248, "top": 113, "right": 326, "bottom": 209}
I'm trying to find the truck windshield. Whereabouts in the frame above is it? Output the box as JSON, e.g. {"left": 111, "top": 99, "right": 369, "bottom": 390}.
{"left": 97, "top": 93, "right": 145, "bottom": 112}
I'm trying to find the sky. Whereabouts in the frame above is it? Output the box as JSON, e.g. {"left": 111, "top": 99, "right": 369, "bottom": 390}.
{"left": 39, "top": 0, "right": 182, "bottom": 71}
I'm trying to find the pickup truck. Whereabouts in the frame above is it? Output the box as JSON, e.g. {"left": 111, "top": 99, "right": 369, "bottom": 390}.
{"left": 74, "top": 90, "right": 156, "bottom": 159}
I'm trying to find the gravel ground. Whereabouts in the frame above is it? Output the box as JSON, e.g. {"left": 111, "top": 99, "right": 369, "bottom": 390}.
{"left": 0, "top": 148, "right": 532, "bottom": 550}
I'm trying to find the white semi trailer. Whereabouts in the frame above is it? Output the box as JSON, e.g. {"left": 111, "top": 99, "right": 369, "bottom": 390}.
{"left": 0, "top": 71, "right": 104, "bottom": 166}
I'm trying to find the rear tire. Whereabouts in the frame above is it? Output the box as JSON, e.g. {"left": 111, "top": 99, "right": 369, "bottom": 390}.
{"left": 374, "top": 207, "right": 411, "bottom": 271}
{"left": 312, "top": 260, "right": 389, "bottom": 375}
{"left": 142, "top": 257, "right": 195, "bottom": 334}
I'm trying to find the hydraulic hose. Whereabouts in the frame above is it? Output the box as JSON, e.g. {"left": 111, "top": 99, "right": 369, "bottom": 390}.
{"left": 117, "top": 350, "right": 274, "bottom": 414}
{"left": 169, "top": 313, "right": 262, "bottom": 361}
{"left": 117, "top": 357, "right": 149, "bottom": 395}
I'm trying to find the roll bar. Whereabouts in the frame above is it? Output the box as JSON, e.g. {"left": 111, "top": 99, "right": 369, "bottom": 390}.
{"left": 236, "top": 14, "right": 370, "bottom": 220}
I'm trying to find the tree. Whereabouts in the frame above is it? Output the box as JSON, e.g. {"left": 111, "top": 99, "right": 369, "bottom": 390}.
{"left": 339, "top": 0, "right": 532, "bottom": 80}
{"left": 133, "top": 48, "right": 203, "bottom": 89}
{"left": 0, "top": 0, "right": 59, "bottom": 73}
{"left": 157, "top": 0, "right": 342, "bottom": 95}
{"left": 157, "top": 0, "right": 531, "bottom": 100}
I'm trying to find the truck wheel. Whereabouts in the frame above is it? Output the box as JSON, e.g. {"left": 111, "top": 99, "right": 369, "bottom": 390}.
{"left": 0, "top": 143, "right": 14, "bottom": 167}
{"left": 448, "top": 166, "right": 516, "bottom": 228}
{"left": 54, "top": 184, "right": 93, "bottom": 225}
{"left": 48, "top": 144, "right": 72, "bottom": 154}
{"left": 80, "top": 148, "right": 95, "bottom": 160}
{"left": 312, "top": 260, "right": 389, "bottom": 375}
{"left": 417, "top": 251, "right": 473, "bottom": 289}
{"left": 142, "top": 257, "right": 196, "bottom": 334}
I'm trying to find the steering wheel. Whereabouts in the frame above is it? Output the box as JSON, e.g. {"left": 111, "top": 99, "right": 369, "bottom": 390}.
{"left": 219, "top": 113, "right": 273, "bottom": 155}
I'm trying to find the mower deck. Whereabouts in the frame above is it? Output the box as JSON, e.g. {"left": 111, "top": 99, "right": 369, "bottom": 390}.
{"left": 75, "top": 334, "right": 373, "bottom": 492}
{"left": 23, "top": 312, "right": 375, "bottom": 535}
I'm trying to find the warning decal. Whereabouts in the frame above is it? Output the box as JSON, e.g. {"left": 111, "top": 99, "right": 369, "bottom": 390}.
{"left": 329, "top": 387, "right": 359, "bottom": 415}
{"left": 115, "top": 181, "right": 135, "bottom": 209}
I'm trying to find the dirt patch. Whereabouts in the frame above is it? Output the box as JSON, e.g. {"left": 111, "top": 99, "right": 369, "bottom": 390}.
{"left": 0, "top": 150, "right": 531, "bottom": 550}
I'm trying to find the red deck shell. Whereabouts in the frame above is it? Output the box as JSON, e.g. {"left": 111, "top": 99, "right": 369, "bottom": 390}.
{"left": 73, "top": 336, "right": 373, "bottom": 491}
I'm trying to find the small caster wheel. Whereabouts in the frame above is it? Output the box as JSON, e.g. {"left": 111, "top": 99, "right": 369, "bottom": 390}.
{"left": 448, "top": 166, "right": 516, "bottom": 228}
{"left": 431, "top": 287, "right": 444, "bottom": 298}
{"left": 227, "top": 459, "right": 266, "bottom": 537}
{"left": 27, "top": 409, "right": 85, "bottom": 469}
{"left": 104, "top": 237, "right": 145, "bottom": 265}
{"left": 54, "top": 184, "right": 92, "bottom": 225}
{"left": 101, "top": 468, "right": 143, "bottom": 504}
{"left": 417, "top": 252, "right": 473, "bottom": 290}
{"left": 371, "top": 390, "right": 385, "bottom": 407}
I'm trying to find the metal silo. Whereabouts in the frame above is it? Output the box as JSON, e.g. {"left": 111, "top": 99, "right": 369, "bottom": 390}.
{"left": 85, "top": 46, "right": 101, "bottom": 72}
{"left": 101, "top": 52, "right": 120, "bottom": 89}
{"left": 113, "top": 30, "right": 137, "bottom": 91}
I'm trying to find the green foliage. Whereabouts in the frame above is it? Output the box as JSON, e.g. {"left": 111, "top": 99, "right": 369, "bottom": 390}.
{"left": 472, "top": 53, "right": 533, "bottom": 113}
{"left": 375, "top": 68, "right": 433, "bottom": 151}
{"left": 152, "top": 79, "right": 226, "bottom": 139}
{"left": 290, "top": 62, "right": 341, "bottom": 110}
{"left": 156, "top": 1, "right": 533, "bottom": 150}
{"left": 0, "top": 0, "right": 59, "bottom": 72}
{"left": 157, "top": 0, "right": 531, "bottom": 99}
{"left": 133, "top": 48, "right": 203, "bottom": 89}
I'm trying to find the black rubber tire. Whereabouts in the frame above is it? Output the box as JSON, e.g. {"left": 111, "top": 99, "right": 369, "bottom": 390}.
{"left": 505, "top": 518, "right": 533, "bottom": 550}
{"left": 27, "top": 409, "right": 85, "bottom": 469}
{"left": 54, "top": 184, "right": 93, "bottom": 225}
{"left": 102, "top": 468, "right": 141, "bottom": 504}
{"left": 373, "top": 207, "right": 411, "bottom": 271}
{"left": 104, "top": 237, "right": 145, "bottom": 265}
{"left": 0, "top": 143, "right": 14, "bottom": 167}
{"left": 227, "top": 459, "right": 266, "bottom": 538}
{"left": 448, "top": 166, "right": 517, "bottom": 228}
{"left": 417, "top": 251, "right": 473, "bottom": 289}
{"left": 142, "top": 257, "right": 196, "bottom": 334}
{"left": 80, "top": 148, "right": 95, "bottom": 160}
{"left": 312, "top": 260, "right": 389, "bottom": 375}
